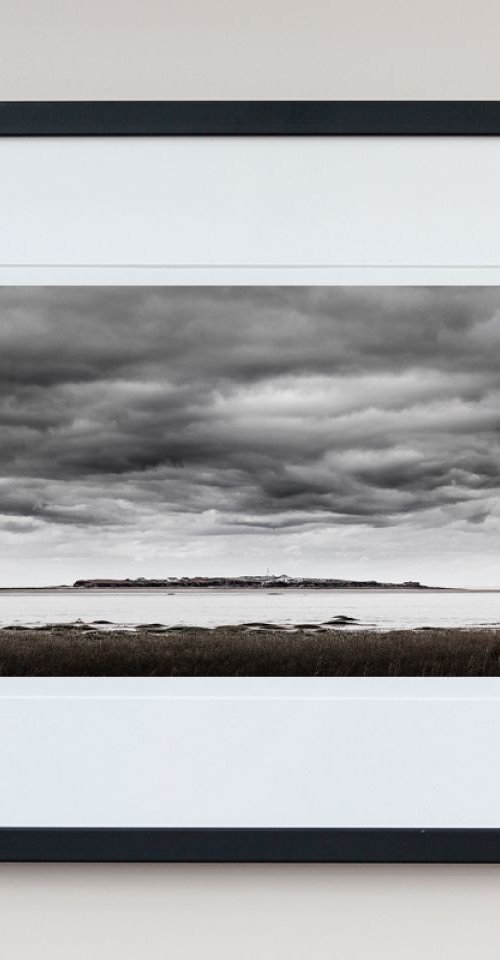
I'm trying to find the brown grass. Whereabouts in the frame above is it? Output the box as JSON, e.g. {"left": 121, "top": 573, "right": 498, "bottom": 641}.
{"left": 0, "top": 623, "right": 500, "bottom": 676}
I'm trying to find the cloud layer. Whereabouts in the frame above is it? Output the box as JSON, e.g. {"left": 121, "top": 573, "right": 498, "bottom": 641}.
{"left": 1, "top": 286, "right": 499, "bottom": 586}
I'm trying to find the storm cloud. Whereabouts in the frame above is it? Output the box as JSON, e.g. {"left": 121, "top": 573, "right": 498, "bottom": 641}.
{"left": 1, "top": 286, "right": 500, "bottom": 587}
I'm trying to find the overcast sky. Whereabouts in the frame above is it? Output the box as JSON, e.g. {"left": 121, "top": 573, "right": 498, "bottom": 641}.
{"left": 1, "top": 285, "right": 500, "bottom": 588}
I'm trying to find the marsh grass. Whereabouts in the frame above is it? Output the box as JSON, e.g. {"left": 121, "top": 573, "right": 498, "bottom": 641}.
{"left": 1, "top": 624, "right": 500, "bottom": 676}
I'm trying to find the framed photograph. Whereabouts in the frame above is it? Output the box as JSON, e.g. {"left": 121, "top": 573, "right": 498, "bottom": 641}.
{"left": 1, "top": 101, "right": 500, "bottom": 862}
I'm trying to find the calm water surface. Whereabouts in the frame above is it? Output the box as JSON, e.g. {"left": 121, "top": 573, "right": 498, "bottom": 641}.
{"left": 1, "top": 589, "right": 500, "bottom": 630}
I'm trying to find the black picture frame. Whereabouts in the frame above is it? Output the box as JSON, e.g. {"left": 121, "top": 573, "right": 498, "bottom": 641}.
{"left": 0, "top": 100, "right": 499, "bottom": 864}
{"left": 0, "top": 100, "right": 500, "bottom": 137}
{"left": 0, "top": 828, "right": 500, "bottom": 863}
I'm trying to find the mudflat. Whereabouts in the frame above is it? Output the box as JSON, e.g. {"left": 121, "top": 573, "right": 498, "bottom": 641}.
{"left": 0, "top": 623, "right": 500, "bottom": 676}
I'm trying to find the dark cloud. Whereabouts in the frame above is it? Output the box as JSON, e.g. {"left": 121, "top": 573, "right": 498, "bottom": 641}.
{"left": 1, "top": 286, "right": 500, "bottom": 585}
{"left": 1, "top": 286, "right": 499, "bottom": 389}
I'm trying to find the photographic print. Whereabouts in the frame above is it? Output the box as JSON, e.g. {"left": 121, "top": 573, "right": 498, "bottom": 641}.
{"left": 1, "top": 284, "right": 500, "bottom": 677}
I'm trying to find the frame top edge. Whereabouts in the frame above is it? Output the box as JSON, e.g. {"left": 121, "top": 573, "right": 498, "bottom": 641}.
{"left": 0, "top": 101, "right": 499, "bottom": 136}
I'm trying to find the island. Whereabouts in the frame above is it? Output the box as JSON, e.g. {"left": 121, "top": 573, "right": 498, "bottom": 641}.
{"left": 72, "top": 575, "right": 433, "bottom": 590}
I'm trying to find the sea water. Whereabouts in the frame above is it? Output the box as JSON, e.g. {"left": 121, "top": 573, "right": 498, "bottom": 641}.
{"left": 1, "top": 588, "right": 500, "bottom": 630}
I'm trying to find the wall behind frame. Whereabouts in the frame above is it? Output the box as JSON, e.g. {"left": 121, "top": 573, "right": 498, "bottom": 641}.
{"left": 0, "top": 0, "right": 500, "bottom": 101}
{"left": 1, "top": 864, "right": 500, "bottom": 960}
{"left": 1, "top": 0, "right": 500, "bottom": 957}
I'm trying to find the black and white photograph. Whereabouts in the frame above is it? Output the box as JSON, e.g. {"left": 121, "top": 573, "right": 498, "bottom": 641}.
{"left": 1, "top": 284, "right": 500, "bottom": 676}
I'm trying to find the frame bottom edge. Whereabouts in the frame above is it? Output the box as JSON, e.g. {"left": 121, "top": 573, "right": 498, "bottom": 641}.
{"left": 0, "top": 828, "right": 499, "bottom": 862}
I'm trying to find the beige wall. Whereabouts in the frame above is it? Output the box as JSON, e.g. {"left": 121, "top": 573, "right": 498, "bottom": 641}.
{"left": 1, "top": 0, "right": 500, "bottom": 956}
{"left": 1, "top": 864, "right": 500, "bottom": 959}
{"left": 0, "top": 0, "right": 500, "bottom": 101}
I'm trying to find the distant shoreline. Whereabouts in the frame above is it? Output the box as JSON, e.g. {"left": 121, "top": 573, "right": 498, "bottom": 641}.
{"left": 0, "top": 586, "right": 491, "bottom": 594}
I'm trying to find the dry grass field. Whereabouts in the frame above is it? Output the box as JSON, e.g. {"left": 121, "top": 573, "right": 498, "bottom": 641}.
{"left": 0, "top": 623, "right": 499, "bottom": 676}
